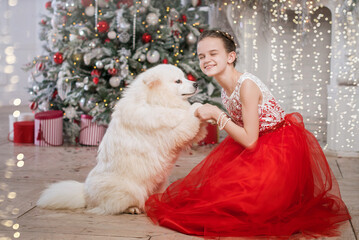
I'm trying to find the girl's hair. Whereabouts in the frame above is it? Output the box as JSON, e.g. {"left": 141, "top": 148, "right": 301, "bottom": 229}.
{"left": 198, "top": 29, "right": 237, "bottom": 66}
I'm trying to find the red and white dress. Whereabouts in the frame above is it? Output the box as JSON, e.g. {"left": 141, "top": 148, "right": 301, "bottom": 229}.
{"left": 145, "top": 73, "right": 351, "bottom": 238}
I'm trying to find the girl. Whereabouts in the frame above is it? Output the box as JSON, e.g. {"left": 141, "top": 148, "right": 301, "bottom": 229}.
{"left": 145, "top": 30, "right": 351, "bottom": 239}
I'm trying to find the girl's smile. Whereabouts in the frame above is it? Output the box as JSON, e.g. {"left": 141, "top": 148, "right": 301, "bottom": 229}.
{"left": 197, "top": 37, "right": 229, "bottom": 77}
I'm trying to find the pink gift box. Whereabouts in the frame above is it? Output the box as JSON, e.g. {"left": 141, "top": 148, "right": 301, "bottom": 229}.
{"left": 79, "top": 114, "right": 107, "bottom": 146}
{"left": 35, "top": 110, "right": 63, "bottom": 146}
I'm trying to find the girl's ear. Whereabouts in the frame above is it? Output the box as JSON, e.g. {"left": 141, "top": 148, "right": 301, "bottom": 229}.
{"left": 227, "top": 51, "right": 237, "bottom": 65}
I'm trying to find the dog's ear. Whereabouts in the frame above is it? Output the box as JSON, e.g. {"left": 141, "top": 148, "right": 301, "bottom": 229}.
{"left": 142, "top": 73, "right": 161, "bottom": 88}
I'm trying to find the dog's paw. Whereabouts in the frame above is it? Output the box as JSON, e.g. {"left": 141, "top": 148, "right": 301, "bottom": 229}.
{"left": 125, "top": 207, "right": 142, "bottom": 214}
{"left": 189, "top": 102, "right": 203, "bottom": 116}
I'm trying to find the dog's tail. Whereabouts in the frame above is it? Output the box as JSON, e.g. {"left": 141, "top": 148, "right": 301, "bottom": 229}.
{"left": 37, "top": 180, "right": 86, "bottom": 210}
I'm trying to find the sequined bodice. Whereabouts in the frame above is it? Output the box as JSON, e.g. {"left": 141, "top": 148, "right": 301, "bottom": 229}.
{"left": 221, "top": 72, "right": 285, "bottom": 133}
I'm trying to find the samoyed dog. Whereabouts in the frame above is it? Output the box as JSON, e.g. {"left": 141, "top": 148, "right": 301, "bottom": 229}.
{"left": 37, "top": 64, "right": 207, "bottom": 215}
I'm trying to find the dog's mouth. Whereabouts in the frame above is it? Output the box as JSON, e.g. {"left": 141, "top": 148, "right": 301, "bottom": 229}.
{"left": 181, "top": 88, "right": 199, "bottom": 97}
{"left": 182, "top": 91, "right": 196, "bottom": 96}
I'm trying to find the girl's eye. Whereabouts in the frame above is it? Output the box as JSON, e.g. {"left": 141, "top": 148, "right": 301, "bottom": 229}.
{"left": 175, "top": 79, "right": 182, "bottom": 84}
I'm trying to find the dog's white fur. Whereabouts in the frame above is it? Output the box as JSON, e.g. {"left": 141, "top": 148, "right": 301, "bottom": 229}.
{"left": 37, "top": 64, "right": 207, "bottom": 215}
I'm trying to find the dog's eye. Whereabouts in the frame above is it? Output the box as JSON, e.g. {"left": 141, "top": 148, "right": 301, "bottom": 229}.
{"left": 175, "top": 79, "right": 182, "bottom": 84}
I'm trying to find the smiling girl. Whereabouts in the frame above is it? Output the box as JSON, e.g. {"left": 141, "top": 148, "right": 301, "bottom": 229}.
{"left": 145, "top": 30, "right": 351, "bottom": 239}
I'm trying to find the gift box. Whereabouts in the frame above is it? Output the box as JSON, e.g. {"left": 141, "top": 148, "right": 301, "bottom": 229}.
{"left": 13, "top": 121, "right": 35, "bottom": 144}
{"left": 35, "top": 110, "right": 63, "bottom": 146}
{"left": 79, "top": 114, "right": 107, "bottom": 146}
{"left": 198, "top": 123, "right": 219, "bottom": 145}
{"left": 8, "top": 113, "right": 34, "bottom": 141}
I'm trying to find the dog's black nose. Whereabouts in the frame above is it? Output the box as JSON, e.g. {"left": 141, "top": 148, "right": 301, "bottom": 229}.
{"left": 193, "top": 82, "right": 198, "bottom": 88}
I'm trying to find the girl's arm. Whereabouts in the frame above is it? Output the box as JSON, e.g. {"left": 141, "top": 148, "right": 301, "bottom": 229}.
{"left": 195, "top": 79, "right": 261, "bottom": 148}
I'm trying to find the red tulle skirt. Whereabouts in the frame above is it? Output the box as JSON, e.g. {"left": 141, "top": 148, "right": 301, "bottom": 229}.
{"left": 145, "top": 113, "right": 351, "bottom": 239}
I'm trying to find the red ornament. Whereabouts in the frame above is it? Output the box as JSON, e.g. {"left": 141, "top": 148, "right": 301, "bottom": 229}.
{"left": 52, "top": 90, "right": 58, "bottom": 99}
{"left": 162, "top": 58, "right": 168, "bottom": 64}
{"left": 104, "top": 38, "right": 111, "bottom": 43}
{"left": 36, "top": 62, "right": 45, "bottom": 71}
{"left": 187, "top": 73, "right": 196, "bottom": 81}
{"left": 141, "top": 33, "right": 152, "bottom": 43}
{"left": 81, "top": 0, "right": 92, "bottom": 7}
{"left": 53, "top": 52, "right": 64, "bottom": 64}
{"left": 108, "top": 68, "right": 118, "bottom": 75}
{"left": 172, "top": 30, "right": 180, "bottom": 37}
{"left": 181, "top": 14, "right": 187, "bottom": 23}
{"left": 199, "top": 28, "right": 204, "bottom": 33}
{"left": 97, "top": 21, "right": 109, "bottom": 33}
{"left": 29, "top": 101, "right": 38, "bottom": 111}
{"left": 41, "top": 19, "right": 46, "bottom": 25}
{"left": 117, "top": 0, "right": 132, "bottom": 8}
{"left": 93, "top": 77, "right": 99, "bottom": 85}
{"left": 91, "top": 69, "right": 101, "bottom": 77}
{"left": 45, "top": 1, "right": 51, "bottom": 9}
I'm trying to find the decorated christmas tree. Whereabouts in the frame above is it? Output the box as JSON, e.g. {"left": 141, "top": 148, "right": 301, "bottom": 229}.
{"left": 24, "top": 0, "right": 220, "bottom": 143}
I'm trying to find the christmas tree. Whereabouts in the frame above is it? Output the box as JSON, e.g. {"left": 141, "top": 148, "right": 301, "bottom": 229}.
{"left": 24, "top": 0, "right": 220, "bottom": 143}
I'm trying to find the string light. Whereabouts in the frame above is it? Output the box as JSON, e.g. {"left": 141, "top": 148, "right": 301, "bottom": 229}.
{"left": 219, "top": 0, "right": 358, "bottom": 152}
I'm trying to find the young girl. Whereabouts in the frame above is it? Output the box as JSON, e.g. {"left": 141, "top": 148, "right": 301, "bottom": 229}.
{"left": 145, "top": 30, "right": 351, "bottom": 238}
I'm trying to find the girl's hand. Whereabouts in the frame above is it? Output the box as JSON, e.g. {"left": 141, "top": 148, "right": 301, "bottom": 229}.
{"left": 194, "top": 104, "right": 222, "bottom": 122}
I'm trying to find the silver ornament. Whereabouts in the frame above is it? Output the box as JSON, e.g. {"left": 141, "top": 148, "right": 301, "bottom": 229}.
{"left": 146, "top": 50, "right": 160, "bottom": 63}
{"left": 118, "top": 32, "right": 130, "bottom": 43}
{"left": 109, "top": 76, "right": 121, "bottom": 88}
{"left": 146, "top": 13, "right": 159, "bottom": 26}
{"left": 79, "top": 97, "right": 90, "bottom": 113}
{"left": 85, "top": 6, "right": 95, "bottom": 16}
{"left": 32, "top": 85, "right": 40, "bottom": 92}
{"left": 186, "top": 32, "right": 197, "bottom": 45}
{"left": 107, "top": 31, "right": 117, "bottom": 39}
{"left": 142, "top": 0, "right": 151, "bottom": 7}
{"left": 139, "top": 54, "right": 146, "bottom": 62}
{"left": 95, "top": 61, "right": 104, "bottom": 69}
{"left": 84, "top": 85, "right": 89, "bottom": 91}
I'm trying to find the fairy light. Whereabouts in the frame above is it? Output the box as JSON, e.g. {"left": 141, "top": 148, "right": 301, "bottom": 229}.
{"left": 219, "top": 0, "right": 358, "bottom": 151}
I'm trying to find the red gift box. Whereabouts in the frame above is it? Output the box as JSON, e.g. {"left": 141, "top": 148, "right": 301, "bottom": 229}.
{"left": 35, "top": 110, "right": 63, "bottom": 146}
{"left": 13, "top": 121, "right": 35, "bottom": 144}
{"left": 198, "top": 123, "right": 219, "bottom": 145}
{"left": 79, "top": 114, "right": 107, "bottom": 146}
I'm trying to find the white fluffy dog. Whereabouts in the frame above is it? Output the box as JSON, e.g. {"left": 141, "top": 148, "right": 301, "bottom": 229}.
{"left": 37, "top": 64, "right": 207, "bottom": 215}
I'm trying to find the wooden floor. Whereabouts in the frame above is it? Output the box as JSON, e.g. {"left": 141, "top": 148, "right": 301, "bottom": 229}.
{"left": 0, "top": 105, "right": 358, "bottom": 240}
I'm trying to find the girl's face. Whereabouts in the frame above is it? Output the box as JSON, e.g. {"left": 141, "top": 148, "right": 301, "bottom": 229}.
{"left": 197, "top": 37, "right": 234, "bottom": 77}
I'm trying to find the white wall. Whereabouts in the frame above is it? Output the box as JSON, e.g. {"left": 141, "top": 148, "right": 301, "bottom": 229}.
{"left": 0, "top": 0, "right": 47, "bottom": 106}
